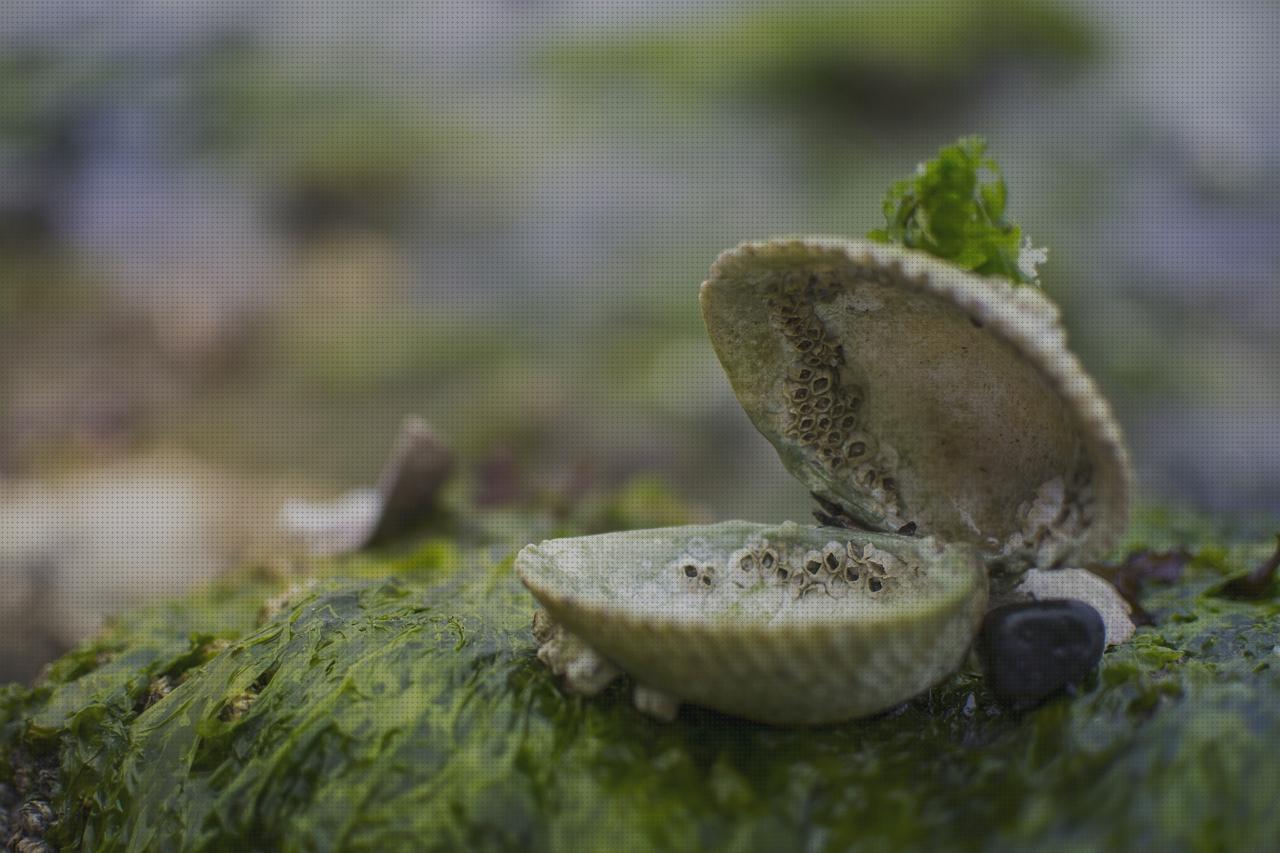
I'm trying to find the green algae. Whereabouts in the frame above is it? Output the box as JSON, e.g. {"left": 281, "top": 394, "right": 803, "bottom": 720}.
{"left": 868, "top": 136, "right": 1042, "bottom": 285}
{"left": 541, "top": 0, "right": 1095, "bottom": 118}
{"left": 3, "top": 509, "right": 1279, "bottom": 851}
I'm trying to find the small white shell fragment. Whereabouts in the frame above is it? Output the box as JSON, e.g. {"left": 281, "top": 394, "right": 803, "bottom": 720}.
{"left": 279, "top": 488, "right": 381, "bottom": 557}
{"left": 279, "top": 417, "right": 453, "bottom": 555}
{"left": 518, "top": 520, "right": 988, "bottom": 725}
{"left": 1015, "top": 568, "right": 1136, "bottom": 646}
{"left": 633, "top": 685, "right": 681, "bottom": 722}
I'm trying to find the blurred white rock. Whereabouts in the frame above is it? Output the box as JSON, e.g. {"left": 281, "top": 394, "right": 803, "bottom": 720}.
{"left": 0, "top": 453, "right": 290, "bottom": 683}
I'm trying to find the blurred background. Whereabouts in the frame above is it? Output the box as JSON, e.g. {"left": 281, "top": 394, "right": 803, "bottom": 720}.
{"left": 1, "top": 0, "right": 1277, "bottom": 681}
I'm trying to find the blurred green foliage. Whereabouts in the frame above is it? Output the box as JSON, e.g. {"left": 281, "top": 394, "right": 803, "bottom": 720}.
{"left": 0, "top": 53, "right": 48, "bottom": 150}
{"left": 541, "top": 0, "right": 1095, "bottom": 115}
{"left": 0, "top": 51, "right": 103, "bottom": 152}
{"left": 193, "top": 48, "right": 479, "bottom": 236}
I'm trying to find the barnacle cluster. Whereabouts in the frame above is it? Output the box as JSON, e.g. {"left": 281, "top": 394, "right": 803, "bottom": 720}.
{"left": 531, "top": 607, "right": 621, "bottom": 696}
{"left": 675, "top": 558, "right": 717, "bottom": 591}
{"left": 2, "top": 747, "right": 59, "bottom": 853}
{"left": 677, "top": 538, "right": 913, "bottom": 600}
{"left": 769, "top": 272, "right": 906, "bottom": 528}
{"left": 1005, "top": 473, "right": 1098, "bottom": 567}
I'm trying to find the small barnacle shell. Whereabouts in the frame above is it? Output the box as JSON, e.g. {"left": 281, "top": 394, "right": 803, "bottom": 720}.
{"left": 633, "top": 684, "right": 681, "bottom": 722}
{"left": 791, "top": 366, "right": 816, "bottom": 384}
{"left": 796, "top": 550, "right": 829, "bottom": 596}
{"left": 517, "top": 521, "right": 987, "bottom": 725}
{"left": 842, "top": 432, "right": 875, "bottom": 462}
{"left": 861, "top": 543, "right": 908, "bottom": 578}
{"left": 821, "top": 541, "right": 846, "bottom": 577}
{"left": 701, "top": 238, "right": 1131, "bottom": 570}
{"left": 757, "top": 544, "right": 779, "bottom": 573}
{"left": 731, "top": 546, "right": 761, "bottom": 576}
{"left": 531, "top": 611, "right": 622, "bottom": 697}
{"left": 770, "top": 552, "right": 795, "bottom": 583}
{"left": 673, "top": 556, "right": 718, "bottom": 592}
{"left": 698, "top": 562, "right": 717, "bottom": 588}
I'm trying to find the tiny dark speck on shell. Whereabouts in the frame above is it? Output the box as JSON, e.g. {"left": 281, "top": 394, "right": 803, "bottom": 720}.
{"left": 976, "top": 599, "right": 1105, "bottom": 711}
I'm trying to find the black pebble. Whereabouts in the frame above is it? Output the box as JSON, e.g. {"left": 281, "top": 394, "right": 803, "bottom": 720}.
{"left": 977, "top": 599, "right": 1106, "bottom": 711}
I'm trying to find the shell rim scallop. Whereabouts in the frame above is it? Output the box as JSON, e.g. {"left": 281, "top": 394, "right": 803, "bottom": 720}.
{"left": 702, "top": 237, "right": 1133, "bottom": 562}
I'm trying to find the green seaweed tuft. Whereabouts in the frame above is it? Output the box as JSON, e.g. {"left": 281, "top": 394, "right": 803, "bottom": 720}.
{"left": 868, "top": 136, "right": 1045, "bottom": 285}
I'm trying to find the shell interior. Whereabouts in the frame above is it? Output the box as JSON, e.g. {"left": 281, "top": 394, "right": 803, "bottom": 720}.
{"left": 700, "top": 238, "right": 1131, "bottom": 569}
{"left": 516, "top": 520, "right": 987, "bottom": 725}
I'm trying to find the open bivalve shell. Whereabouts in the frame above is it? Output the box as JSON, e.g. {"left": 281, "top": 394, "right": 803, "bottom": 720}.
{"left": 519, "top": 236, "right": 1132, "bottom": 724}
{"left": 517, "top": 521, "right": 987, "bottom": 725}
{"left": 700, "top": 238, "right": 1132, "bottom": 571}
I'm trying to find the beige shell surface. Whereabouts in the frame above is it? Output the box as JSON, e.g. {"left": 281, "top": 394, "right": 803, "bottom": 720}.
{"left": 700, "top": 238, "right": 1132, "bottom": 570}
{"left": 516, "top": 520, "right": 987, "bottom": 725}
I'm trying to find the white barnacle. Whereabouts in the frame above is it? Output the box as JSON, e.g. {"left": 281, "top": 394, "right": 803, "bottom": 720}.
{"left": 731, "top": 547, "right": 761, "bottom": 575}
{"left": 633, "top": 684, "right": 681, "bottom": 722}
{"left": 821, "top": 541, "right": 846, "bottom": 577}
{"left": 672, "top": 555, "right": 709, "bottom": 593}
{"left": 757, "top": 544, "right": 779, "bottom": 575}
{"left": 861, "top": 544, "right": 908, "bottom": 579}
{"left": 698, "top": 562, "right": 717, "bottom": 589}
{"left": 801, "top": 550, "right": 826, "bottom": 582}
{"left": 843, "top": 435, "right": 872, "bottom": 462}
{"left": 770, "top": 553, "right": 794, "bottom": 584}
{"left": 531, "top": 611, "right": 621, "bottom": 697}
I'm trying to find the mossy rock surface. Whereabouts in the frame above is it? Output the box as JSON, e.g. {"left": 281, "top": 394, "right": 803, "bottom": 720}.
{"left": 3, "top": 509, "right": 1279, "bottom": 851}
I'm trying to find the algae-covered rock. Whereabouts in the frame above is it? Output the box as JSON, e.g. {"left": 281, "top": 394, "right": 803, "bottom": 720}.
{"left": 3, "top": 513, "right": 1280, "bottom": 851}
